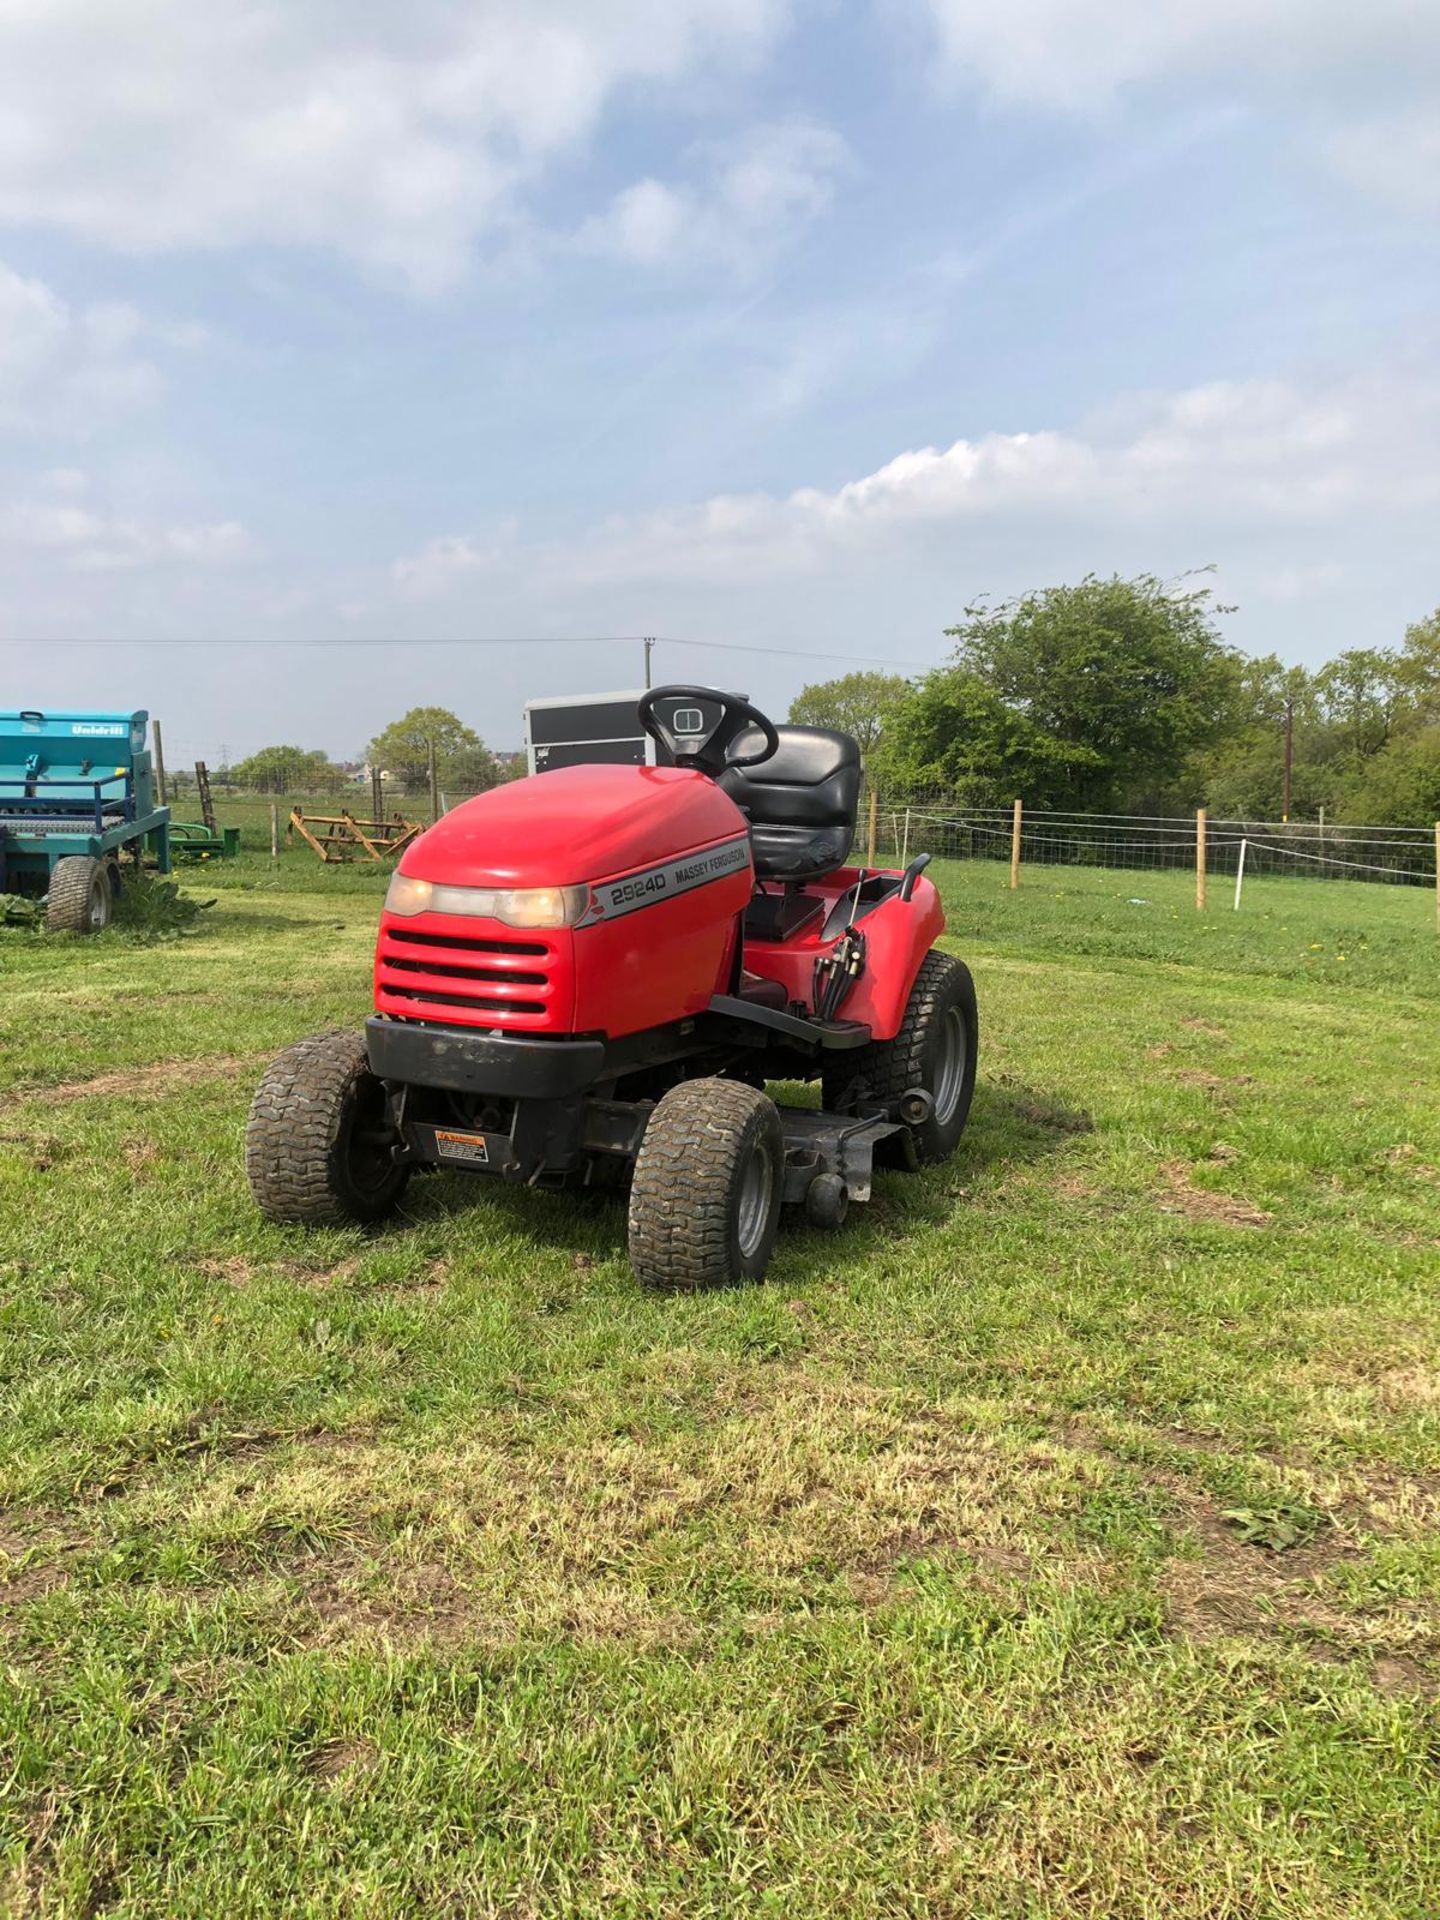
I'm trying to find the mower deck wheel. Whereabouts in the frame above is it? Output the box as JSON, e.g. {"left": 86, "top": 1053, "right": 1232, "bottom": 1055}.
{"left": 804, "top": 1172, "right": 849, "bottom": 1230}
{"left": 628, "top": 1077, "right": 784, "bottom": 1289}
{"left": 245, "top": 1030, "right": 409, "bottom": 1226}
{"left": 46, "top": 855, "right": 113, "bottom": 934}
{"left": 822, "top": 949, "right": 978, "bottom": 1166}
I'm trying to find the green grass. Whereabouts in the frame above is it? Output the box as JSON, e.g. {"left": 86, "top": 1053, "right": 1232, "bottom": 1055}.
{"left": 3, "top": 858, "right": 1439, "bottom": 1917}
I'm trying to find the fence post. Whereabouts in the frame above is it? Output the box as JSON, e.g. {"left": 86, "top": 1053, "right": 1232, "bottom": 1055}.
{"left": 270, "top": 801, "right": 279, "bottom": 866}
{"left": 900, "top": 807, "right": 911, "bottom": 870}
{"left": 428, "top": 738, "right": 439, "bottom": 824}
{"left": 1233, "top": 837, "right": 1248, "bottom": 912}
{"left": 1435, "top": 822, "right": 1439, "bottom": 934}
{"left": 866, "top": 787, "right": 878, "bottom": 867}
{"left": 1195, "top": 808, "right": 1207, "bottom": 911}
{"left": 152, "top": 719, "right": 168, "bottom": 806}
{"left": 1009, "top": 799, "right": 1022, "bottom": 890}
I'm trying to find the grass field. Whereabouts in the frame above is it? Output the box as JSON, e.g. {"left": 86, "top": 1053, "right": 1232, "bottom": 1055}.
{"left": 3, "top": 848, "right": 1439, "bottom": 1917}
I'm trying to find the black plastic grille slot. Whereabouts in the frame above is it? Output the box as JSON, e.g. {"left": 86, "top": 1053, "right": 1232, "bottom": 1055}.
{"left": 386, "top": 926, "right": 547, "bottom": 957}
{"left": 382, "top": 956, "right": 547, "bottom": 987}
{"left": 382, "top": 986, "right": 546, "bottom": 1015}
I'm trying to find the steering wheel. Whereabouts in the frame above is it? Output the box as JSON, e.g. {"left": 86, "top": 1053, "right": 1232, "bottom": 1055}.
{"left": 637, "top": 685, "right": 780, "bottom": 778}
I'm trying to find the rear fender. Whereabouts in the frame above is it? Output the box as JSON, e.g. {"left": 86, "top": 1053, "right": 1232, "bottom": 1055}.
{"left": 837, "top": 876, "right": 944, "bottom": 1041}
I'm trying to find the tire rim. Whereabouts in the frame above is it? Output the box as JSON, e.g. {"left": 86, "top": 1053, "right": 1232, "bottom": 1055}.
{"left": 932, "top": 1005, "right": 967, "bottom": 1125}
{"left": 87, "top": 875, "right": 110, "bottom": 931}
{"left": 736, "top": 1141, "right": 774, "bottom": 1257}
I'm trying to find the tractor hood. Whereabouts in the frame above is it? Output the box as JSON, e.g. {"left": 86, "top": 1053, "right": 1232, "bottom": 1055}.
{"left": 400, "top": 762, "right": 749, "bottom": 888}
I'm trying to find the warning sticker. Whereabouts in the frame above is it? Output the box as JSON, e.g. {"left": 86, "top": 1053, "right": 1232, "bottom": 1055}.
{"left": 434, "top": 1129, "right": 491, "bottom": 1164}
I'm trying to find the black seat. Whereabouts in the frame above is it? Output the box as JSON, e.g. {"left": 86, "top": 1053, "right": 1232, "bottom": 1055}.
{"left": 719, "top": 725, "right": 861, "bottom": 882}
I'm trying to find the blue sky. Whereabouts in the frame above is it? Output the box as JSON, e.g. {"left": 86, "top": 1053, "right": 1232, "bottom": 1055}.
{"left": 1, "top": 0, "right": 1437, "bottom": 763}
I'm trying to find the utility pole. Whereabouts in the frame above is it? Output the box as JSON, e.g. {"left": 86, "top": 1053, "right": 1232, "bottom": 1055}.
{"left": 643, "top": 636, "right": 654, "bottom": 690}
{"left": 1282, "top": 697, "right": 1294, "bottom": 823}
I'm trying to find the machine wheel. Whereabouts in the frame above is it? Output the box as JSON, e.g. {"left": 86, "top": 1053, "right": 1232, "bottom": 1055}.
{"left": 245, "top": 1030, "right": 409, "bottom": 1226}
{"left": 628, "top": 1077, "right": 784, "bottom": 1289}
{"left": 822, "top": 950, "right": 978, "bottom": 1166}
{"left": 46, "top": 855, "right": 113, "bottom": 934}
{"left": 805, "top": 1172, "right": 849, "bottom": 1230}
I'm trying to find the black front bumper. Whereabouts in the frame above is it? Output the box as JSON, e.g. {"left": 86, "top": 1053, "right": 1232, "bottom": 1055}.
{"left": 365, "top": 1016, "right": 606, "bottom": 1099}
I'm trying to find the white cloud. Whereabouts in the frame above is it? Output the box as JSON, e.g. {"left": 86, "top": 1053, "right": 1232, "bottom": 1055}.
{"left": 393, "top": 522, "right": 519, "bottom": 596}
{"left": 1329, "top": 111, "right": 1440, "bottom": 218}
{"left": 0, "top": 261, "right": 179, "bottom": 433}
{"left": 920, "top": 0, "right": 1440, "bottom": 111}
{"left": 0, "top": 1, "right": 792, "bottom": 289}
{"left": 392, "top": 367, "right": 1440, "bottom": 590}
{"left": 0, "top": 473, "right": 255, "bottom": 574}
{"left": 919, "top": 0, "right": 1440, "bottom": 215}
{"left": 577, "top": 121, "right": 849, "bottom": 269}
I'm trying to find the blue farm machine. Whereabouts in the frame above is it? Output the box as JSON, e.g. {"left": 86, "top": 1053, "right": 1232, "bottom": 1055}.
{"left": 0, "top": 710, "right": 171, "bottom": 932}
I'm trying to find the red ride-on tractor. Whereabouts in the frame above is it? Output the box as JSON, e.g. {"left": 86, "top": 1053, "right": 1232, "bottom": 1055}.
{"left": 245, "top": 687, "right": 978, "bottom": 1288}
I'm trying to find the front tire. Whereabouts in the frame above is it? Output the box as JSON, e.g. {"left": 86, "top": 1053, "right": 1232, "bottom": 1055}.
{"left": 628, "top": 1078, "right": 784, "bottom": 1289}
{"left": 47, "top": 855, "right": 113, "bottom": 934}
{"left": 823, "top": 950, "right": 978, "bottom": 1165}
{"left": 245, "top": 1030, "right": 409, "bottom": 1226}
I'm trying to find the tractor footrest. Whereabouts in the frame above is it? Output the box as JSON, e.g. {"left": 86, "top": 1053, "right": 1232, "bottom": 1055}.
{"left": 776, "top": 1107, "right": 900, "bottom": 1204}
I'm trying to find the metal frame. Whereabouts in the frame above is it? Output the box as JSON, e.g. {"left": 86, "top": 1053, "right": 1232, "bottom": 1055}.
{"left": 365, "top": 991, "right": 907, "bottom": 1209}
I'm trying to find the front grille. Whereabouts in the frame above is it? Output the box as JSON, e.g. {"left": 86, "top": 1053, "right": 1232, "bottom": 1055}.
{"left": 375, "top": 920, "right": 559, "bottom": 1027}
{"left": 381, "top": 985, "right": 547, "bottom": 1015}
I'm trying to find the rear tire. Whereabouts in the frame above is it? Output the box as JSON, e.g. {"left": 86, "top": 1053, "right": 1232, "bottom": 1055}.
{"left": 245, "top": 1030, "right": 409, "bottom": 1226}
{"left": 47, "top": 855, "right": 113, "bottom": 934}
{"left": 628, "top": 1077, "right": 783, "bottom": 1289}
{"left": 822, "top": 950, "right": 978, "bottom": 1166}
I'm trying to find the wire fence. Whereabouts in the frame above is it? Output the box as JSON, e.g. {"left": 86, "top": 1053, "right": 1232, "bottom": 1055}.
{"left": 859, "top": 794, "right": 1438, "bottom": 891}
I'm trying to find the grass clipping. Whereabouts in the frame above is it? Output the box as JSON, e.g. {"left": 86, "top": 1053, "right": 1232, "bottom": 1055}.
{"left": 113, "top": 876, "right": 214, "bottom": 942}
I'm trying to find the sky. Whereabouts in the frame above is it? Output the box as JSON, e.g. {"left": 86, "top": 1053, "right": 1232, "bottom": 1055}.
{"left": 1, "top": 0, "right": 1437, "bottom": 763}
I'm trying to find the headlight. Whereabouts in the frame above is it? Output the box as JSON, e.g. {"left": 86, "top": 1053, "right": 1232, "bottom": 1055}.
{"left": 384, "top": 873, "right": 586, "bottom": 929}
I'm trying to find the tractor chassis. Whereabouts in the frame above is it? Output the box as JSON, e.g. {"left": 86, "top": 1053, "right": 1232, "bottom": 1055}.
{"left": 364, "top": 1000, "right": 912, "bottom": 1211}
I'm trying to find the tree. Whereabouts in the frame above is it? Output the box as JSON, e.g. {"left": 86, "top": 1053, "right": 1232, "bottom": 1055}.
{"left": 1200, "top": 657, "right": 1331, "bottom": 820}
{"left": 1395, "top": 608, "right": 1440, "bottom": 725}
{"left": 940, "top": 572, "right": 1243, "bottom": 810}
{"left": 366, "top": 707, "right": 501, "bottom": 795}
{"left": 229, "top": 745, "right": 342, "bottom": 793}
{"left": 789, "top": 671, "right": 910, "bottom": 760}
{"left": 1315, "top": 649, "right": 1398, "bottom": 761}
{"left": 873, "top": 668, "right": 1104, "bottom": 805}
{"left": 1334, "top": 726, "right": 1440, "bottom": 828}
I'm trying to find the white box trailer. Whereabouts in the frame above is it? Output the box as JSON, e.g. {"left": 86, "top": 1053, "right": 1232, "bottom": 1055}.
{"left": 523, "top": 689, "right": 658, "bottom": 775}
{"left": 523, "top": 689, "right": 749, "bottom": 775}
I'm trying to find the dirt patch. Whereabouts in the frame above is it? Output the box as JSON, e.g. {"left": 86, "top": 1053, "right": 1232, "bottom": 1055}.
{"left": 122, "top": 1137, "right": 161, "bottom": 1174}
{"left": 1377, "top": 1143, "right": 1438, "bottom": 1181}
{"left": 199, "top": 1254, "right": 367, "bottom": 1290}
{"left": 0, "top": 1131, "right": 71, "bottom": 1172}
{"left": 1372, "top": 1654, "right": 1435, "bottom": 1696}
{"left": 307, "top": 1736, "right": 379, "bottom": 1783}
{"left": 0, "top": 1520, "right": 88, "bottom": 1612}
{"left": 1182, "top": 1019, "right": 1229, "bottom": 1041}
{"left": 199, "top": 1255, "right": 258, "bottom": 1286}
{"left": 1160, "top": 1161, "right": 1272, "bottom": 1228}
{"left": 15, "top": 1052, "right": 269, "bottom": 1106}
{"left": 1155, "top": 1477, "right": 1439, "bottom": 1692}
{"left": 1376, "top": 1366, "right": 1440, "bottom": 1411}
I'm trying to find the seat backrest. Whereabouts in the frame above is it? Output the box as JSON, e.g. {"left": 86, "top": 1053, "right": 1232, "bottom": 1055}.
{"left": 719, "top": 724, "right": 861, "bottom": 882}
